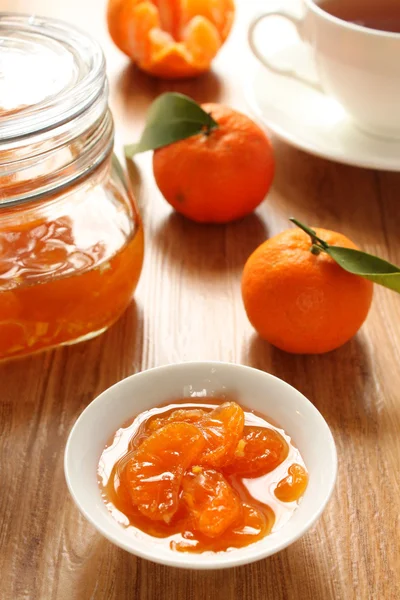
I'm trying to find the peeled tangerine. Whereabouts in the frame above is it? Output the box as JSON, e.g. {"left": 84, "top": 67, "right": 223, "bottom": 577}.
{"left": 107, "top": 0, "right": 235, "bottom": 78}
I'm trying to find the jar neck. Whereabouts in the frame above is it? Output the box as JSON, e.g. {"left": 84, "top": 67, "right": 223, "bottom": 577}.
{"left": 0, "top": 104, "right": 114, "bottom": 208}
{"left": 0, "top": 13, "right": 113, "bottom": 208}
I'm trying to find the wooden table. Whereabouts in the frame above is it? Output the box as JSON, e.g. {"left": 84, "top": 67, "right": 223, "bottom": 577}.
{"left": 1, "top": 1, "right": 399, "bottom": 598}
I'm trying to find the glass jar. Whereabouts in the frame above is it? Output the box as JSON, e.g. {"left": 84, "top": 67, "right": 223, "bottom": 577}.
{"left": 0, "top": 14, "right": 144, "bottom": 361}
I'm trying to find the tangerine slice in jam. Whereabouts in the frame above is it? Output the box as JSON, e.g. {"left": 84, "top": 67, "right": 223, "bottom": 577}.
{"left": 224, "top": 425, "right": 289, "bottom": 478}
{"left": 122, "top": 422, "right": 205, "bottom": 522}
{"left": 182, "top": 468, "right": 242, "bottom": 537}
{"left": 147, "top": 407, "right": 206, "bottom": 431}
{"left": 196, "top": 402, "right": 244, "bottom": 468}
{"left": 145, "top": 401, "right": 245, "bottom": 468}
{"left": 275, "top": 464, "right": 309, "bottom": 502}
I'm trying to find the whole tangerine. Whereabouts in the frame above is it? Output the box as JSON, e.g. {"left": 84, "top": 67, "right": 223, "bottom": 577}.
{"left": 107, "top": 0, "right": 235, "bottom": 78}
{"left": 241, "top": 227, "right": 373, "bottom": 354}
{"left": 152, "top": 103, "right": 274, "bottom": 223}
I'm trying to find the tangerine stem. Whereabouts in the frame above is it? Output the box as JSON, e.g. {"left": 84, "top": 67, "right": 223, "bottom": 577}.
{"left": 203, "top": 112, "right": 218, "bottom": 137}
{"left": 310, "top": 244, "right": 321, "bottom": 255}
{"left": 290, "top": 218, "right": 329, "bottom": 251}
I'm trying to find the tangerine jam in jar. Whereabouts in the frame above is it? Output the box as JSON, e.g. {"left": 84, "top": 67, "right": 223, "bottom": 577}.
{"left": 0, "top": 14, "right": 144, "bottom": 360}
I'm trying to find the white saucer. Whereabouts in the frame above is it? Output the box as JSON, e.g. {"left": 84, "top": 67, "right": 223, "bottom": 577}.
{"left": 246, "top": 42, "right": 400, "bottom": 171}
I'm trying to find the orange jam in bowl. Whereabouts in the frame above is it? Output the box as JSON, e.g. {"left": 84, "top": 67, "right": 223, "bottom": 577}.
{"left": 98, "top": 399, "right": 309, "bottom": 554}
{"left": 0, "top": 14, "right": 144, "bottom": 360}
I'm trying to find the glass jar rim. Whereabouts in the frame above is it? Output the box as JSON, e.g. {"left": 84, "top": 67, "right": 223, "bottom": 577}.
{"left": 0, "top": 12, "right": 106, "bottom": 142}
{"left": 0, "top": 13, "right": 114, "bottom": 209}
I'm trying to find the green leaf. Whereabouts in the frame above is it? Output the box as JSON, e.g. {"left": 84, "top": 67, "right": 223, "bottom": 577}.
{"left": 325, "top": 246, "right": 400, "bottom": 292}
{"left": 124, "top": 92, "right": 218, "bottom": 157}
{"left": 291, "top": 217, "right": 400, "bottom": 293}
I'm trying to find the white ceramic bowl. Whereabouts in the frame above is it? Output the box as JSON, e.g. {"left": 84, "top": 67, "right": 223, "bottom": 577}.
{"left": 64, "top": 362, "right": 337, "bottom": 569}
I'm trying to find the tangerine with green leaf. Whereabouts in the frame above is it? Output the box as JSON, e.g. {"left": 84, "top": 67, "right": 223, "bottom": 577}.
{"left": 242, "top": 226, "right": 373, "bottom": 354}
{"left": 152, "top": 103, "right": 275, "bottom": 223}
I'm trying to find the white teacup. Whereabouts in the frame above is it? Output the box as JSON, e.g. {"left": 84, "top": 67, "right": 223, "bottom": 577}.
{"left": 249, "top": 0, "right": 400, "bottom": 139}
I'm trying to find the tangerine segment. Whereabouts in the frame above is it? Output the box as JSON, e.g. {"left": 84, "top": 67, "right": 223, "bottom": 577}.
{"left": 221, "top": 502, "right": 274, "bottom": 547}
{"left": 181, "top": 0, "right": 234, "bottom": 40}
{"left": 181, "top": 16, "right": 220, "bottom": 69}
{"left": 122, "top": 422, "right": 205, "bottom": 522}
{"left": 274, "top": 464, "right": 308, "bottom": 503}
{"left": 197, "top": 402, "right": 245, "bottom": 468}
{"left": 182, "top": 469, "right": 242, "bottom": 537}
{"left": 107, "top": 0, "right": 234, "bottom": 78}
{"left": 224, "top": 426, "right": 289, "bottom": 478}
{"left": 174, "top": 502, "right": 273, "bottom": 553}
{"left": 147, "top": 408, "right": 206, "bottom": 432}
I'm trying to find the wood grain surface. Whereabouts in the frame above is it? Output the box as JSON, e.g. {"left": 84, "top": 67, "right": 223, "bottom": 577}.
{"left": 1, "top": 1, "right": 400, "bottom": 599}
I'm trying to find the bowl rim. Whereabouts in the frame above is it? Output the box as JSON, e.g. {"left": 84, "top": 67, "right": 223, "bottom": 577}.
{"left": 64, "top": 361, "right": 338, "bottom": 569}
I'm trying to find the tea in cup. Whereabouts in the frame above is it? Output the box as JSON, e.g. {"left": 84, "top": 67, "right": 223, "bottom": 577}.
{"left": 249, "top": 0, "right": 400, "bottom": 139}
